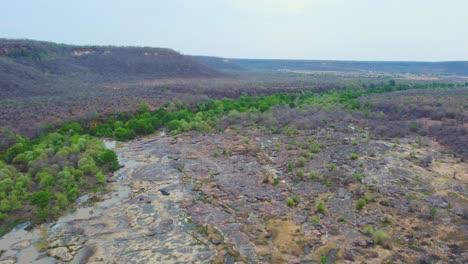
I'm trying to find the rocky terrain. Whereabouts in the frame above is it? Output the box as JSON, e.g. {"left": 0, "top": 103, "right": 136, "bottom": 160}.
{"left": 1, "top": 113, "right": 467, "bottom": 263}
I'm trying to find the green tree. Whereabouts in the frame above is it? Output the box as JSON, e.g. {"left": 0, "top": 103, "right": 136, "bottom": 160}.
{"left": 60, "top": 122, "right": 83, "bottom": 134}
{"left": 114, "top": 127, "right": 135, "bottom": 141}
{"left": 78, "top": 156, "right": 98, "bottom": 175}
{"left": 30, "top": 191, "right": 51, "bottom": 209}
{"left": 95, "top": 171, "right": 106, "bottom": 184}
{"left": 0, "top": 199, "right": 11, "bottom": 212}
{"left": 137, "top": 103, "right": 150, "bottom": 114}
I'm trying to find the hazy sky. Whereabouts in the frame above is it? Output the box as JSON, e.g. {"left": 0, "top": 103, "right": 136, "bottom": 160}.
{"left": 1, "top": 0, "right": 467, "bottom": 61}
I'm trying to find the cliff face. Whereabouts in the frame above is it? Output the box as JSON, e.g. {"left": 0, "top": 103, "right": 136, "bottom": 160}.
{"left": 0, "top": 39, "right": 222, "bottom": 98}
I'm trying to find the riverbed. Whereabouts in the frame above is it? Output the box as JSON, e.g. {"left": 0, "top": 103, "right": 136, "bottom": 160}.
{"left": 0, "top": 137, "right": 214, "bottom": 263}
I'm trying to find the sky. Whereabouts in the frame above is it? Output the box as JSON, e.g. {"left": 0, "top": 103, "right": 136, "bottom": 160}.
{"left": 1, "top": 0, "right": 467, "bottom": 61}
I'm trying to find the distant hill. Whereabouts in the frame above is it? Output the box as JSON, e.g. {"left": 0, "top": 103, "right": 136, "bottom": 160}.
{"left": 193, "top": 56, "right": 468, "bottom": 76}
{"left": 0, "top": 39, "right": 222, "bottom": 98}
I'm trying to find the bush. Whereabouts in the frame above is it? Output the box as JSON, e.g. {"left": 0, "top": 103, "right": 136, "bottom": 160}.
{"left": 353, "top": 173, "right": 363, "bottom": 182}
{"left": 60, "top": 122, "right": 83, "bottom": 134}
{"left": 287, "top": 196, "right": 300, "bottom": 207}
{"left": 114, "top": 127, "right": 135, "bottom": 141}
{"left": 321, "top": 256, "right": 327, "bottom": 264}
{"left": 296, "top": 157, "right": 307, "bottom": 167}
{"left": 310, "top": 143, "right": 320, "bottom": 153}
{"left": 30, "top": 191, "right": 51, "bottom": 209}
{"left": 364, "top": 225, "right": 373, "bottom": 235}
{"left": 315, "top": 201, "right": 327, "bottom": 214}
{"left": 97, "top": 149, "right": 119, "bottom": 171}
{"left": 309, "top": 171, "right": 318, "bottom": 179}
{"left": 372, "top": 230, "right": 389, "bottom": 246}
{"left": 137, "top": 103, "right": 150, "bottom": 114}
{"left": 273, "top": 178, "right": 280, "bottom": 185}
{"left": 95, "top": 171, "right": 106, "bottom": 184}
{"left": 328, "top": 164, "right": 336, "bottom": 171}
{"left": 350, "top": 153, "right": 359, "bottom": 160}
{"left": 430, "top": 207, "right": 438, "bottom": 219}
{"left": 297, "top": 169, "right": 304, "bottom": 178}
{"left": 287, "top": 163, "right": 294, "bottom": 172}
{"left": 356, "top": 198, "right": 367, "bottom": 210}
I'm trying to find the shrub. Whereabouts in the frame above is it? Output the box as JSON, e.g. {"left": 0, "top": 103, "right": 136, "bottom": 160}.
{"left": 60, "top": 122, "right": 83, "bottom": 134}
{"left": 287, "top": 162, "right": 294, "bottom": 172}
{"left": 364, "top": 225, "right": 373, "bottom": 235}
{"left": 310, "top": 215, "right": 320, "bottom": 224}
{"left": 78, "top": 156, "right": 98, "bottom": 175}
{"left": 36, "top": 208, "right": 50, "bottom": 221}
{"left": 321, "top": 256, "right": 327, "bottom": 264}
{"left": 364, "top": 192, "right": 376, "bottom": 203}
{"left": 287, "top": 196, "right": 300, "bottom": 207}
{"left": 95, "top": 171, "right": 106, "bottom": 184}
{"left": 356, "top": 198, "right": 367, "bottom": 210}
{"left": 273, "top": 178, "right": 280, "bottom": 185}
{"left": 97, "top": 149, "right": 118, "bottom": 166}
{"left": 137, "top": 103, "right": 150, "bottom": 114}
{"left": 114, "top": 127, "right": 135, "bottom": 141}
{"left": 372, "top": 230, "right": 389, "bottom": 246}
{"left": 30, "top": 191, "right": 51, "bottom": 209}
{"left": 328, "top": 164, "right": 336, "bottom": 171}
{"left": 310, "top": 143, "right": 320, "bottom": 153}
{"left": 297, "top": 169, "right": 304, "bottom": 178}
{"left": 296, "top": 157, "right": 307, "bottom": 167}
{"left": 287, "top": 198, "right": 296, "bottom": 208}
{"left": 315, "top": 201, "right": 327, "bottom": 214}
{"left": 430, "top": 207, "right": 438, "bottom": 219}
{"left": 353, "top": 173, "right": 363, "bottom": 182}
{"left": 309, "top": 171, "right": 318, "bottom": 179}
{"left": 350, "top": 153, "right": 359, "bottom": 160}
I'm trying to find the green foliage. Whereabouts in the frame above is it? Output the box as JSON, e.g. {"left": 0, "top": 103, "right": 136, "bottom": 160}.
{"left": 296, "top": 157, "right": 307, "bottom": 168}
{"left": 137, "top": 103, "right": 150, "bottom": 114}
{"left": 0, "top": 81, "right": 448, "bottom": 233}
{"left": 114, "top": 127, "right": 135, "bottom": 141}
{"left": 95, "top": 171, "right": 106, "bottom": 184}
{"left": 297, "top": 169, "right": 304, "bottom": 178}
{"left": 60, "top": 122, "right": 83, "bottom": 134}
{"left": 353, "top": 173, "right": 363, "bottom": 182}
{"left": 430, "top": 207, "right": 438, "bottom": 219}
{"left": 287, "top": 196, "right": 300, "bottom": 207}
{"left": 321, "top": 255, "right": 327, "bottom": 264}
{"left": 350, "top": 153, "right": 359, "bottom": 160}
{"left": 364, "top": 225, "right": 374, "bottom": 235}
{"left": 0, "top": 131, "right": 117, "bottom": 233}
{"left": 78, "top": 156, "right": 98, "bottom": 175}
{"left": 372, "top": 230, "right": 389, "bottom": 246}
{"left": 356, "top": 198, "right": 367, "bottom": 210}
{"left": 310, "top": 215, "right": 320, "bottom": 224}
{"left": 97, "top": 149, "right": 119, "bottom": 171}
{"left": 309, "top": 142, "right": 321, "bottom": 153}
{"left": 30, "top": 191, "right": 51, "bottom": 209}
{"left": 315, "top": 201, "right": 327, "bottom": 214}
{"left": 273, "top": 178, "right": 280, "bottom": 185}
{"left": 309, "top": 171, "right": 318, "bottom": 179}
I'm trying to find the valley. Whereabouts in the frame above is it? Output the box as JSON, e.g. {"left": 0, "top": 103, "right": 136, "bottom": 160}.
{"left": 0, "top": 39, "right": 467, "bottom": 264}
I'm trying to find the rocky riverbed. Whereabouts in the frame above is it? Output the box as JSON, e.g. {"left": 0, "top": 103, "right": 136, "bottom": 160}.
{"left": 1, "top": 129, "right": 467, "bottom": 263}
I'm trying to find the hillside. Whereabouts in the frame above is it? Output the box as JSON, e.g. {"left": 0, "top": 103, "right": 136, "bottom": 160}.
{"left": 0, "top": 39, "right": 222, "bottom": 98}
{"left": 193, "top": 56, "right": 468, "bottom": 76}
